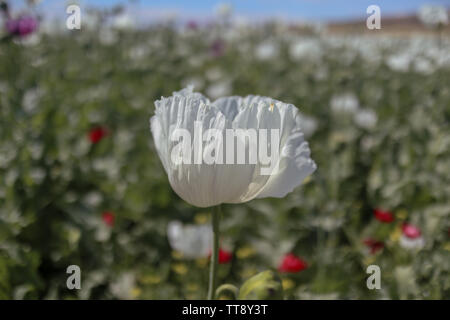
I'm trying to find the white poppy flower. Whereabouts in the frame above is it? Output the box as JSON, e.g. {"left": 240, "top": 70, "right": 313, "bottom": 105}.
{"left": 289, "top": 39, "right": 322, "bottom": 60}
{"left": 297, "top": 114, "right": 318, "bottom": 138}
{"left": 354, "top": 109, "right": 377, "bottom": 129}
{"left": 399, "top": 235, "right": 425, "bottom": 250}
{"left": 330, "top": 93, "right": 359, "bottom": 113}
{"left": 255, "top": 41, "right": 279, "bottom": 61}
{"left": 206, "top": 80, "right": 232, "bottom": 100}
{"left": 110, "top": 272, "right": 136, "bottom": 300}
{"left": 418, "top": 5, "right": 448, "bottom": 28}
{"left": 150, "top": 86, "right": 316, "bottom": 208}
{"left": 167, "top": 221, "right": 212, "bottom": 258}
{"left": 113, "top": 14, "right": 135, "bottom": 30}
{"left": 386, "top": 52, "right": 412, "bottom": 72}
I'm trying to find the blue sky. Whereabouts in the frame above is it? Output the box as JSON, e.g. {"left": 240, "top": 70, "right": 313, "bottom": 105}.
{"left": 15, "top": 0, "right": 450, "bottom": 22}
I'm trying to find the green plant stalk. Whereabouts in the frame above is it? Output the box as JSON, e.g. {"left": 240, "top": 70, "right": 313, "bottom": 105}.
{"left": 207, "top": 205, "right": 221, "bottom": 300}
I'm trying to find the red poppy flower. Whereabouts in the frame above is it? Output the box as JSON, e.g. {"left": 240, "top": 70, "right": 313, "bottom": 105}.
{"left": 278, "top": 253, "right": 308, "bottom": 273}
{"left": 209, "top": 248, "right": 232, "bottom": 264}
{"left": 102, "top": 211, "right": 115, "bottom": 227}
{"left": 402, "top": 223, "right": 421, "bottom": 239}
{"left": 374, "top": 209, "right": 394, "bottom": 223}
{"left": 88, "top": 127, "right": 108, "bottom": 143}
{"left": 363, "top": 238, "right": 384, "bottom": 254}
{"left": 218, "top": 248, "right": 232, "bottom": 264}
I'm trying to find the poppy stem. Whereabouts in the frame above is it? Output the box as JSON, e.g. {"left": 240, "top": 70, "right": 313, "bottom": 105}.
{"left": 207, "top": 205, "right": 221, "bottom": 300}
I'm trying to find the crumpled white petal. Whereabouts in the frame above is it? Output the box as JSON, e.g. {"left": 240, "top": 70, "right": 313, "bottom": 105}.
{"left": 150, "top": 86, "right": 317, "bottom": 207}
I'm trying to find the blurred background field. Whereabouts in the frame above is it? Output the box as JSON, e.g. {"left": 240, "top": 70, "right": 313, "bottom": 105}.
{"left": 0, "top": 0, "right": 449, "bottom": 299}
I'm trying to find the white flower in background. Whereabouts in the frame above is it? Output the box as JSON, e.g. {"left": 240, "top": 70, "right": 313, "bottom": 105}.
{"left": 330, "top": 93, "right": 359, "bottom": 113}
{"left": 21, "top": 33, "right": 41, "bottom": 47}
{"left": 297, "top": 114, "right": 318, "bottom": 138}
{"left": 386, "top": 52, "right": 412, "bottom": 72}
{"left": 23, "top": 88, "right": 43, "bottom": 113}
{"left": 110, "top": 272, "right": 136, "bottom": 300}
{"left": 394, "top": 266, "right": 419, "bottom": 298}
{"left": 310, "top": 216, "right": 344, "bottom": 232}
{"left": 233, "top": 15, "right": 250, "bottom": 30}
{"left": 127, "top": 45, "right": 150, "bottom": 60}
{"left": 400, "top": 235, "right": 425, "bottom": 250}
{"left": 413, "top": 57, "right": 434, "bottom": 75}
{"left": 206, "top": 80, "right": 232, "bottom": 99}
{"left": 255, "top": 41, "right": 279, "bottom": 61}
{"left": 92, "top": 158, "right": 120, "bottom": 179}
{"left": 82, "top": 191, "right": 103, "bottom": 207}
{"left": 205, "top": 67, "right": 224, "bottom": 82}
{"left": 182, "top": 77, "right": 204, "bottom": 90}
{"left": 83, "top": 12, "right": 101, "bottom": 31}
{"left": 418, "top": 5, "right": 449, "bottom": 28}
{"left": 95, "top": 221, "right": 112, "bottom": 242}
{"left": 99, "top": 29, "right": 118, "bottom": 45}
{"left": 29, "top": 142, "right": 43, "bottom": 160}
{"left": 30, "top": 167, "right": 46, "bottom": 184}
{"left": 354, "top": 109, "right": 377, "bottom": 129}
{"left": 167, "top": 221, "right": 212, "bottom": 258}
{"left": 399, "top": 223, "right": 425, "bottom": 250}
{"left": 5, "top": 169, "right": 18, "bottom": 186}
{"left": 150, "top": 86, "right": 316, "bottom": 208}
{"left": 0, "top": 144, "right": 17, "bottom": 169}
{"left": 115, "top": 129, "right": 134, "bottom": 151}
{"left": 289, "top": 39, "right": 321, "bottom": 60}
{"left": 113, "top": 13, "right": 135, "bottom": 30}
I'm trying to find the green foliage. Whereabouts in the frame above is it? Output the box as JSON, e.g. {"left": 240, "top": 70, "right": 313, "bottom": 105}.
{"left": 238, "top": 270, "right": 283, "bottom": 300}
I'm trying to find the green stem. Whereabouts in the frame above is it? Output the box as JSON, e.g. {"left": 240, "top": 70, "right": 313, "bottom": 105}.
{"left": 207, "top": 205, "right": 221, "bottom": 300}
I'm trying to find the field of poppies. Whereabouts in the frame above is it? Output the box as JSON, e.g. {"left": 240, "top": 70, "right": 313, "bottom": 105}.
{"left": 0, "top": 3, "right": 449, "bottom": 300}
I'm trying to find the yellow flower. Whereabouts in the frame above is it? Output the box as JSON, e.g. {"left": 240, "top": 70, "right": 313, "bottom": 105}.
{"left": 171, "top": 250, "right": 184, "bottom": 260}
{"left": 390, "top": 225, "right": 402, "bottom": 242}
{"left": 236, "top": 246, "right": 255, "bottom": 259}
{"left": 172, "top": 263, "right": 188, "bottom": 275}
{"left": 396, "top": 209, "right": 408, "bottom": 220}
{"left": 67, "top": 227, "right": 81, "bottom": 245}
{"left": 196, "top": 257, "right": 209, "bottom": 268}
{"left": 194, "top": 213, "right": 209, "bottom": 224}
{"left": 363, "top": 255, "right": 376, "bottom": 266}
{"left": 141, "top": 274, "right": 162, "bottom": 285}
{"left": 130, "top": 287, "right": 141, "bottom": 299}
{"left": 187, "top": 283, "right": 199, "bottom": 292}
{"left": 443, "top": 242, "right": 450, "bottom": 251}
{"left": 282, "top": 278, "right": 295, "bottom": 290}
